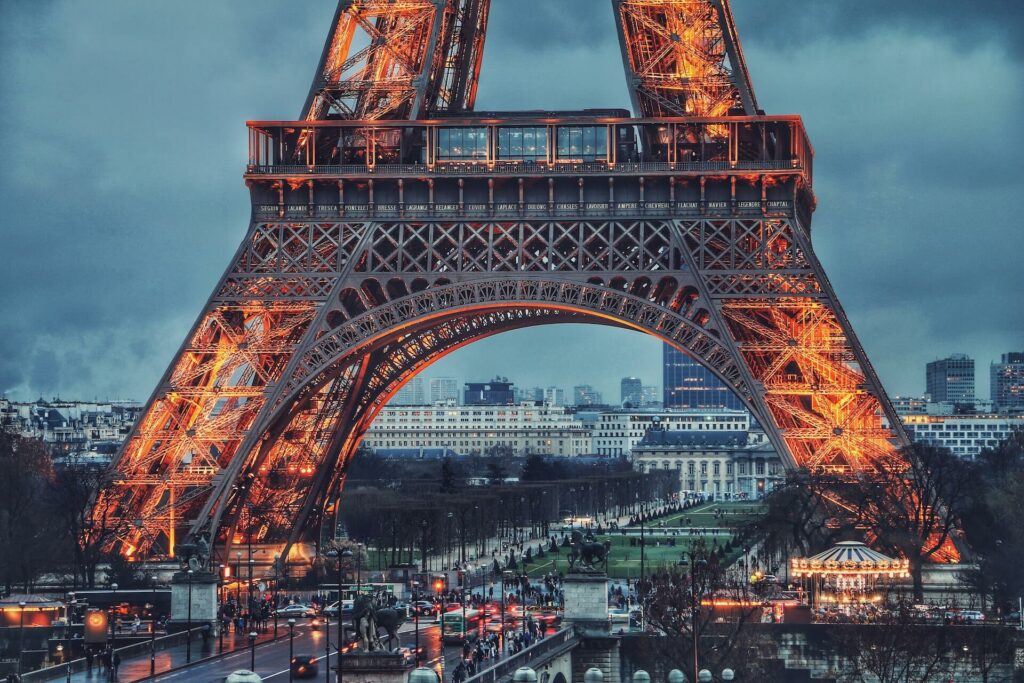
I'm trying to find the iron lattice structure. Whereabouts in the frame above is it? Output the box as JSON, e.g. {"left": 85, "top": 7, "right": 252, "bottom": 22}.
{"left": 91, "top": 0, "right": 927, "bottom": 564}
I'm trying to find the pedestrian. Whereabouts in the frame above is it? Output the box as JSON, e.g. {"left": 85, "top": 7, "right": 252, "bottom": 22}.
{"left": 112, "top": 651, "right": 121, "bottom": 678}
{"left": 85, "top": 649, "right": 94, "bottom": 673}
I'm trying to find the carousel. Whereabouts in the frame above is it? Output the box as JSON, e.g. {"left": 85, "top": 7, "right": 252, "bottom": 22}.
{"left": 790, "top": 541, "right": 909, "bottom": 614}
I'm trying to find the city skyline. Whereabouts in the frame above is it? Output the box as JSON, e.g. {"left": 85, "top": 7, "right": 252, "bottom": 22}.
{"left": 1, "top": 1, "right": 1021, "bottom": 403}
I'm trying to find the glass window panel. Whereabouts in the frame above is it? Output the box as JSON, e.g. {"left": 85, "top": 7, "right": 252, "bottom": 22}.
{"left": 499, "top": 128, "right": 509, "bottom": 156}
{"left": 510, "top": 128, "right": 522, "bottom": 157}
{"left": 596, "top": 128, "right": 607, "bottom": 157}
{"left": 557, "top": 128, "right": 570, "bottom": 157}
{"left": 570, "top": 128, "right": 582, "bottom": 155}
{"left": 536, "top": 128, "right": 548, "bottom": 158}
{"left": 438, "top": 128, "right": 450, "bottom": 159}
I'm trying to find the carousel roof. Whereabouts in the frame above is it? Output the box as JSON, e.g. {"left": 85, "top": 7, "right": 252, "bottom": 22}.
{"left": 791, "top": 541, "right": 909, "bottom": 575}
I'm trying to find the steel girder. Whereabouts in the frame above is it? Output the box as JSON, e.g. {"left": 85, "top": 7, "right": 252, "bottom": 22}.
{"left": 613, "top": 0, "right": 758, "bottom": 118}
{"left": 301, "top": 0, "right": 490, "bottom": 121}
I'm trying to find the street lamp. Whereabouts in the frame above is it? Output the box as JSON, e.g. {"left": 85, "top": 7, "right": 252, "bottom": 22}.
{"left": 273, "top": 554, "right": 282, "bottom": 638}
{"left": 218, "top": 564, "right": 226, "bottom": 654}
{"left": 186, "top": 569, "right": 194, "bottom": 663}
{"left": 108, "top": 582, "right": 118, "bottom": 682}
{"left": 65, "top": 592, "right": 76, "bottom": 683}
{"left": 500, "top": 570, "right": 511, "bottom": 655}
{"left": 411, "top": 581, "right": 421, "bottom": 666}
{"left": 18, "top": 600, "right": 27, "bottom": 676}
{"left": 148, "top": 573, "right": 160, "bottom": 671}
{"left": 327, "top": 546, "right": 353, "bottom": 683}
{"left": 235, "top": 551, "right": 242, "bottom": 606}
{"left": 420, "top": 519, "right": 429, "bottom": 572}
{"left": 288, "top": 618, "right": 296, "bottom": 683}
{"left": 249, "top": 630, "right": 258, "bottom": 672}
{"left": 446, "top": 512, "right": 454, "bottom": 570}
{"left": 690, "top": 557, "right": 708, "bottom": 683}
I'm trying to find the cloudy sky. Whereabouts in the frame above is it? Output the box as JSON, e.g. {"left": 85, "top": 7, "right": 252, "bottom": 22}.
{"left": 1, "top": 1, "right": 1021, "bottom": 405}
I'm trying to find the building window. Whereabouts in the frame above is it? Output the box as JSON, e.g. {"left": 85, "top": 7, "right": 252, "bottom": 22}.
{"left": 713, "top": 462, "right": 720, "bottom": 476}
{"left": 437, "top": 127, "right": 488, "bottom": 161}
{"left": 700, "top": 461, "right": 708, "bottom": 476}
{"left": 498, "top": 127, "right": 548, "bottom": 161}
{"left": 556, "top": 126, "right": 607, "bottom": 162}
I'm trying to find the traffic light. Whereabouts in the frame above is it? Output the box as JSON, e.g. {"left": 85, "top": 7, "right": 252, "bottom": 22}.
{"left": 84, "top": 610, "right": 108, "bottom": 644}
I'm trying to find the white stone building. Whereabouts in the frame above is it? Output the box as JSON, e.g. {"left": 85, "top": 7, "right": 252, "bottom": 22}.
{"left": 363, "top": 402, "right": 592, "bottom": 456}
{"left": 631, "top": 426, "right": 782, "bottom": 499}
{"left": 592, "top": 409, "right": 750, "bottom": 456}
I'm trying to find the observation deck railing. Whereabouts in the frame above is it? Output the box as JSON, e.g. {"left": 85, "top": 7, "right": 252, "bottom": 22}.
{"left": 251, "top": 199, "right": 795, "bottom": 220}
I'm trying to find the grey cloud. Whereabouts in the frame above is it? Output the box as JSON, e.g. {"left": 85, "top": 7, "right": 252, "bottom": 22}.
{"left": 0, "top": 1, "right": 1020, "bottom": 404}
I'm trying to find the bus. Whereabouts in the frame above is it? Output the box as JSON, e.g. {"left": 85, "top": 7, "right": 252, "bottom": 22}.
{"left": 441, "top": 608, "right": 481, "bottom": 644}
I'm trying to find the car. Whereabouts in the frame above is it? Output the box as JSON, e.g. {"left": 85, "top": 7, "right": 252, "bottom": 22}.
{"left": 274, "top": 604, "right": 316, "bottom": 618}
{"left": 225, "top": 671, "right": 262, "bottom": 683}
{"left": 961, "top": 610, "right": 985, "bottom": 623}
{"left": 609, "top": 608, "right": 629, "bottom": 623}
{"left": 323, "top": 600, "right": 353, "bottom": 617}
{"left": 412, "top": 601, "right": 435, "bottom": 615}
{"left": 391, "top": 601, "right": 412, "bottom": 617}
{"left": 290, "top": 655, "right": 319, "bottom": 679}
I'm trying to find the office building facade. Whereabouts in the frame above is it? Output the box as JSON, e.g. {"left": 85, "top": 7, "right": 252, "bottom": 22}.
{"left": 925, "top": 354, "right": 975, "bottom": 405}
{"left": 663, "top": 344, "right": 744, "bottom": 410}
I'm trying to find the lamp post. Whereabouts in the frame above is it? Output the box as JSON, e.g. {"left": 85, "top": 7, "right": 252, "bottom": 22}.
{"left": 412, "top": 581, "right": 421, "bottom": 665}
{"left": 690, "top": 556, "right": 708, "bottom": 683}
{"left": 108, "top": 582, "right": 118, "bottom": 682}
{"left": 640, "top": 513, "right": 646, "bottom": 581}
{"left": 64, "top": 592, "right": 76, "bottom": 683}
{"left": 323, "top": 610, "right": 331, "bottom": 683}
{"left": 248, "top": 558, "right": 255, "bottom": 631}
{"left": 288, "top": 618, "right": 296, "bottom": 683}
{"left": 327, "top": 546, "right": 353, "bottom": 683}
{"left": 186, "top": 569, "right": 194, "bottom": 663}
{"left": 446, "top": 512, "right": 454, "bottom": 570}
{"left": 144, "top": 573, "right": 158, "bottom": 676}
{"left": 249, "top": 630, "right": 257, "bottom": 672}
{"left": 500, "top": 570, "right": 510, "bottom": 655}
{"left": 420, "top": 519, "right": 429, "bottom": 572}
{"left": 18, "top": 600, "right": 27, "bottom": 676}
{"left": 235, "top": 551, "right": 242, "bottom": 606}
{"left": 273, "top": 554, "right": 281, "bottom": 638}
{"left": 218, "top": 564, "right": 226, "bottom": 654}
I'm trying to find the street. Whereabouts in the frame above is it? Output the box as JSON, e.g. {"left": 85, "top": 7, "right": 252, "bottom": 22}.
{"left": 47, "top": 618, "right": 494, "bottom": 682}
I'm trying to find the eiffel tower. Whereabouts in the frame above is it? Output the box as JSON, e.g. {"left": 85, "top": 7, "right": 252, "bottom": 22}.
{"left": 92, "top": 0, "right": 911, "bottom": 565}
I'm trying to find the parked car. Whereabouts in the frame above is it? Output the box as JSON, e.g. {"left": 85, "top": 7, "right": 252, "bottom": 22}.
{"left": 274, "top": 604, "right": 316, "bottom": 618}
{"left": 290, "top": 655, "right": 319, "bottom": 679}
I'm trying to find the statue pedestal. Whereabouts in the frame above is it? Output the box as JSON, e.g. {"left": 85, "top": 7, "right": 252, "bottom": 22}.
{"left": 563, "top": 572, "right": 609, "bottom": 635}
{"left": 335, "top": 652, "right": 412, "bottom": 683}
{"left": 166, "top": 570, "right": 219, "bottom": 634}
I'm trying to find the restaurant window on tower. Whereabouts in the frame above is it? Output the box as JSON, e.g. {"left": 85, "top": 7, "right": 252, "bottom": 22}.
{"left": 437, "top": 127, "right": 488, "bottom": 161}
{"left": 556, "top": 126, "right": 607, "bottom": 162}
{"left": 498, "top": 127, "right": 548, "bottom": 162}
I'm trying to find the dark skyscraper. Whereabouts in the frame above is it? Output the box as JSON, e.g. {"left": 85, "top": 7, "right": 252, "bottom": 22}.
{"left": 463, "top": 377, "right": 515, "bottom": 406}
{"left": 925, "top": 354, "right": 975, "bottom": 404}
{"left": 663, "top": 344, "right": 744, "bottom": 411}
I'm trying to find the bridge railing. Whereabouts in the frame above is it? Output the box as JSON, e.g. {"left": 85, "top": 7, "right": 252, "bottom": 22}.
{"left": 465, "top": 628, "right": 577, "bottom": 683}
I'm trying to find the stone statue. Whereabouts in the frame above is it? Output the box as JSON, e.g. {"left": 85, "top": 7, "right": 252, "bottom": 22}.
{"left": 352, "top": 594, "right": 381, "bottom": 651}
{"left": 567, "top": 530, "right": 611, "bottom": 573}
{"left": 174, "top": 532, "right": 211, "bottom": 572}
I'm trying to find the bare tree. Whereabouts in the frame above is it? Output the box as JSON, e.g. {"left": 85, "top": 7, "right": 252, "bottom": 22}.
{"left": 853, "top": 445, "right": 972, "bottom": 601}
